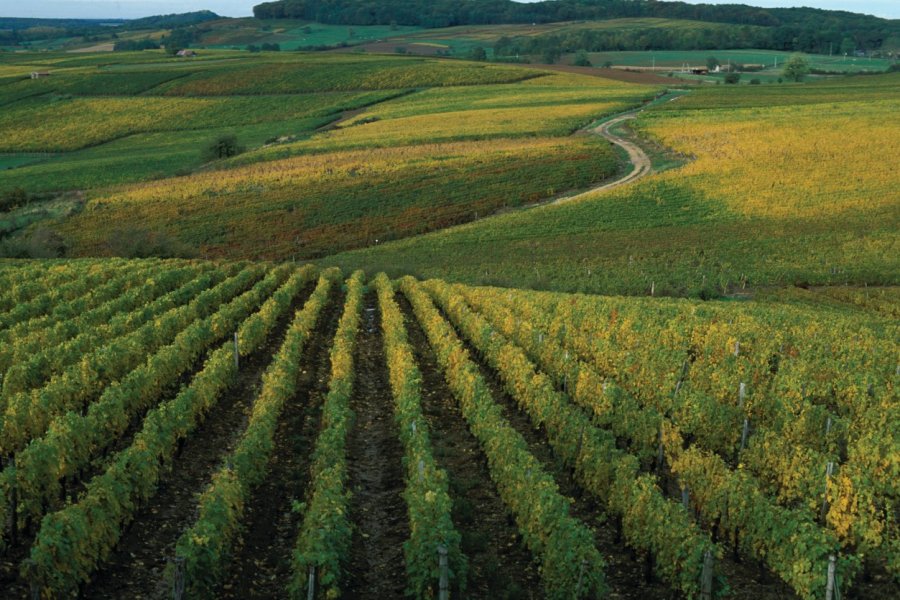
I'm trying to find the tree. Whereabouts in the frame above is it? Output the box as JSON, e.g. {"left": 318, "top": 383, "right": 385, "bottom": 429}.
{"left": 468, "top": 46, "right": 487, "bottom": 61}
{"left": 724, "top": 72, "right": 741, "bottom": 84}
{"left": 706, "top": 56, "right": 720, "bottom": 70}
{"left": 783, "top": 54, "right": 810, "bottom": 81}
{"left": 573, "top": 50, "right": 591, "bottom": 67}
{"left": 203, "top": 135, "right": 244, "bottom": 161}
{"left": 541, "top": 45, "right": 561, "bottom": 64}
{"left": 0, "top": 187, "right": 28, "bottom": 212}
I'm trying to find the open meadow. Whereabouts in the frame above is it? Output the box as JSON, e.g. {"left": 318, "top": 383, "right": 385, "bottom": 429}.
{"left": 0, "top": 12, "right": 897, "bottom": 600}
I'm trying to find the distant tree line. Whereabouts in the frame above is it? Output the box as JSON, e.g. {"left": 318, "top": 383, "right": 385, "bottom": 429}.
{"left": 0, "top": 11, "right": 219, "bottom": 48}
{"left": 252, "top": 0, "right": 900, "bottom": 53}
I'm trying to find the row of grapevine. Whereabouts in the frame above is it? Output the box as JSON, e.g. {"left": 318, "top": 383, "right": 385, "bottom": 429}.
{"left": 0, "top": 259, "right": 164, "bottom": 349}
{"left": 399, "top": 276, "right": 608, "bottom": 600}
{"left": 0, "top": 263, "right": 227, "bottom": 394}
{"left": 0, "top": 261, "right": 212, "bottom": 372}
{"left": 373, "top": 273, "right": 466, "bottom": 597}
{"left": 0, "top": 265, "right": 317, "bottom": 535}
{"left": 173, "top": 269, "right": 337, "bottom": 597}
{"left": 0, "top": 259, "right": 132, "bottom": 312}
{"left": 488, "top": 287, "right": 897, "bottom": 569}
{"left": 0, "top": 264, "right": 270, "bottom": 455}
{"left": 0, "top": 260, "right": 138, "bottom": 330}
{"left": 23, "top": 264, "right": 316, "bottom": 596}
{"left": 425, "top": 279, "right": 716, "bottom": 598}
{"left": 289, "top": 270, "right": 365, "bottom": 599}
{"left": 476, "top": 287, "right": 865, "bottom": 598}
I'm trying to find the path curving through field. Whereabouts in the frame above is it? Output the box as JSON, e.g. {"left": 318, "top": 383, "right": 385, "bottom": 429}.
{"left": 548, "top": 92, "right": 687, "bottom": 206}
{"left": 552, "top": 111, "right": 652, "bottom": 205}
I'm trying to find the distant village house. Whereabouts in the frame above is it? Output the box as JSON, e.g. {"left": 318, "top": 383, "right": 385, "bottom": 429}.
{"left": 30, "top": 71, "right": 51, "bottom": 79}
{"left": 176, "top": 49, "right": 197, "bottom": 58}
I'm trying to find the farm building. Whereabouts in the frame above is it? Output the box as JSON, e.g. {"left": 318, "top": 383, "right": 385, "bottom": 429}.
{"left": 30, "top": 71, "right": 51, "bottom": 79}
{"left": 176, "top": 49, "right": 197, "bottom": 57}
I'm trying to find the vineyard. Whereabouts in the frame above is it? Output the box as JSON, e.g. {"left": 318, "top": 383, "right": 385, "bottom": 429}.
{"left": 0, "top": 259, "right": 894, "bottom": 599}
{"left": 327, "top": 72, "right": 900, "bottom": 296}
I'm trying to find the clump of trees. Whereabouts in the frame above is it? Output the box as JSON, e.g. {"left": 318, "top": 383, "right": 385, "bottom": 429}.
{"left": 248, "top": 42, "right": 281, "bottom": 52}
{"left": 113, "top": 39, "right": 159, "bottom": 51}
{"left": 467, "top": 46, "right": 487, "bottom": 61}
{"left": 783, "top": 54, "right": 811, "bottom": 81}
{"left": 0, "top": 187, "right": 29, "bottom": 212}
{"left": 203, "top": 135, "right": 244, "bottom": 161}
{"left": 573, "top": 50, "right": 592, "bottom": 66}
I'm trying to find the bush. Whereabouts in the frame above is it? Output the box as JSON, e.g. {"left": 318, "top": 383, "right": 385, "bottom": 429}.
{"left": 24, "top": 227, "right": 66, "bottom": 258}
{"left": 106, "top": 226, "right": 196, "bottom": 258}
{"left": 202, "top": 135, "right": 244, "bottom": 161}
{"left": 468, "top": 46, "right": 487, "bottom": 61}
{"left": 0, "top": 187, "right": 28, "bottom": 212}
{"left": 573, "top": 50, "right": 591, "bottom": 67}
{"left": 750, "top": 78, "right": 761, "bottom": 85}
{"left": 724, "top": 72, "right": 741, "bottom": 84}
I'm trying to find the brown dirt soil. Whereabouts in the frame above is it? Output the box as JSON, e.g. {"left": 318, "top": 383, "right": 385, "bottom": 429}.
{"left": 78, "top": 288, "right": 314, "bottom": 600}
{"left": 343, "top": 291, "right": 410, "bottom": 599}
{"left": 217, "top": 286, "right": 345, "bottom": 599}
{"left": 399, "top": 293, "right": 543, "bottom": 600}
{"left": 432, "top": 304, "right": 676, "bottom": 599}
{"left": 528, "top": 64, "right": 696, "bottom": 85}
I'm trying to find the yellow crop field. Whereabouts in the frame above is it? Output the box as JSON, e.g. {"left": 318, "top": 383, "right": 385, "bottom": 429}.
{"left": 641, "top": 99, "right": 900, "bottom": 219}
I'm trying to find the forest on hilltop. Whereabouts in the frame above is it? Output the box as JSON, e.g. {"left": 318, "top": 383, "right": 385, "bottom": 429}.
{"left": 253, "top": 0, "right": 900, "bottom": 52}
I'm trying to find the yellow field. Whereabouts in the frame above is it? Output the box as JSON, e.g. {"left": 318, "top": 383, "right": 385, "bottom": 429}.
{"left": 641, "top": 99, "right": 900, "bottom": 219}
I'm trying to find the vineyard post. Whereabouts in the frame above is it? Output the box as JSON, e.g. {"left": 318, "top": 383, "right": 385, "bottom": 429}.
{"left": 700, "top": 549, "right": 714, "bottom": 600}
{"left": 307, "top": 565, "right": 315, "bottom": 600}
{"left": 172, "top": 556, "right": 185, "bottom": 600}
{"left": 825, "top": 417, "right": 832, "bottom": 437}
{"left": 739, "top": 418, "right": 750, "bottom": 452}
{"left": 437, "top": 544, "right": 449, "bottom": 600}
{"left": 651, "top": 281, "right": 655, "bottom": 297}
{"left": 738, "top": 382, "right": 746, "bottom": 408}
{"left": 233, "top": 332, "right": 239, "bottom": 370}
{"left": 821, "top": 462, "right": 835, "bottom": 520}
{"left": 734, "top": 341, "right": 740, "bottom": 357}
{"left": 825, "top": 555, "right": 836, "bottom": 600}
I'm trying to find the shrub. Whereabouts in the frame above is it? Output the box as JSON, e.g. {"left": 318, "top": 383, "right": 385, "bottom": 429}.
{"left": 202, "top": 135, "right": 244, "bottom": 161}
{"left": 724, "top": 72, "right": 741, "bottom": 84}
{"left": 0, "top": 187, "right": 28, "bottom": 212}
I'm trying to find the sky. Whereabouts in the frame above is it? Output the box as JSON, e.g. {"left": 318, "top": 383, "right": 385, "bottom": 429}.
{"left": 2, "top": 1, "right": 898, "bottom": 21}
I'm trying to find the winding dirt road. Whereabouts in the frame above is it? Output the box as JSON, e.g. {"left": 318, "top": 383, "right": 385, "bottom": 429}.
{"left": 552, "top": 111, "right": 652, "bottom": 205}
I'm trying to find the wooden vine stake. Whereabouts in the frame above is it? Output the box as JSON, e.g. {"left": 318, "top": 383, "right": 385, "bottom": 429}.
{"left": 233, "top": 332, "right": 240, "bottom": 370}
{"left": 700, "top": 550, "right": 714, "bottom": 600}
{"left": 307, "top": 565, "right": 316, "bottom": 600}
{"left": 738, "top": 382, "right": 746, "bottom": 408}
{"left": 821, "top": 462, "right": 835, "bottom": 520}
{"left": 825, "top": 555, "right": 837, "bottom": 600}
{"left": 437, "top": 545, "right": 449, "bottom": 600}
